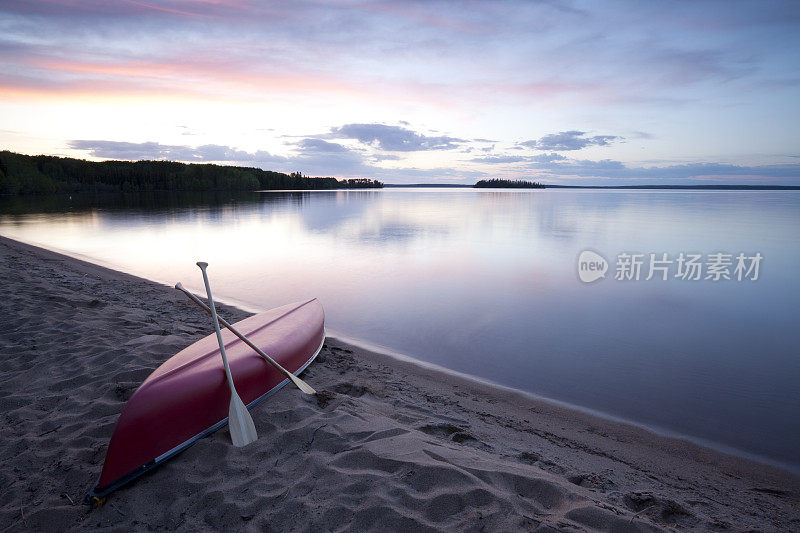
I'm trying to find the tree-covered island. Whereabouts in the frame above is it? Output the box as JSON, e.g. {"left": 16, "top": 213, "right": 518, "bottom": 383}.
{"left": 473, "top": 179, "right": 545, "bottom": 188}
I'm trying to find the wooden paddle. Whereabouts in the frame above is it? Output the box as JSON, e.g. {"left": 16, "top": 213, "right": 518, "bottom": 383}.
{"left": 174, "top": 282, "right": 316, "bottom": 395}
{"left": 196, "top": 262, "right": 258, "bottom": 447}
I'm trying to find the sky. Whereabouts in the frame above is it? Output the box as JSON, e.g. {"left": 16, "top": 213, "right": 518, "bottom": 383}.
{"left": 1, "top": 0, "right": 799, "bottom": 185}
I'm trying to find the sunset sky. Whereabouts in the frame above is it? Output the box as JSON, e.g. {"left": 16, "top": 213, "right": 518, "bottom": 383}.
{"left": 2, "top": 0, "right": 799, "bottom": 185}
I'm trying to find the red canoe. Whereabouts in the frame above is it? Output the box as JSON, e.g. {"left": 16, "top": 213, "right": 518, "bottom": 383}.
{"left": 87, "top": 298, "right": 325, "bottom": 501}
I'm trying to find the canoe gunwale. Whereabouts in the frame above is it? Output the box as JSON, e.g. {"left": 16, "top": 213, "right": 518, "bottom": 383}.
{"left": 145, "top": 298, "right": 319, "bottom": 388}
{"left": 85, "top": 332, "right": 325, "bottom": 503}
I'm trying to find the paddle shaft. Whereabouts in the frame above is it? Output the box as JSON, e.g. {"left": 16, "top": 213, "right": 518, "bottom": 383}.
{"left": 174, "top": 283, "right": 316, "bottom": 394}
{"left": 196, "top": 263, "right": 258, "bottom": 447}
{"left": 197, "top": 264, "right": 237, "bottom": 392}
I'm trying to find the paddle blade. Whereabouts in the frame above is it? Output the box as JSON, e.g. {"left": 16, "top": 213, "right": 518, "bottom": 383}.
{"left": 290, "top": 374, "right": 317, "bottom": 395}
{"left": 228, "top": 393, "right": 258, "bottom": 447}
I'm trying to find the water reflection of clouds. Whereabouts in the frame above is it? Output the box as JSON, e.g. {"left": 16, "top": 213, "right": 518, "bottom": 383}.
{"left": 344, "top": 221, "right": 449, "bottom": 245}
{"left": 5, "top": 190, "right": 798, "bottom": 261}
{"left": 0, "top": 189, "right": 631, "bottom": 258}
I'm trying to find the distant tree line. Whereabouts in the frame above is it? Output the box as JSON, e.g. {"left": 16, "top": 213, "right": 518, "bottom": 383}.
{"left": 0, "top": 151, "right": 383, "bottom": 194}
{"left": 473, "top": 178, "right": 545, "bottom": 189}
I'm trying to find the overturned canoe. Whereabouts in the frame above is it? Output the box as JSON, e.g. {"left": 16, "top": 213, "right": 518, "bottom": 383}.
{"left": 87, "top": 298, "right": 324, "bottom": 501}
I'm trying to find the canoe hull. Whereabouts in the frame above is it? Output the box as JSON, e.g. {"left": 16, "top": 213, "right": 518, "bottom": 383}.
{"left": 87, "top": 298, "right": 324, "bottom": 501}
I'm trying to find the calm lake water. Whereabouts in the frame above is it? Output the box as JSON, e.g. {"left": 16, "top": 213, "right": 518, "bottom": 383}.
{"left": 2, "top": 189, "right": 799, "bottom": 471}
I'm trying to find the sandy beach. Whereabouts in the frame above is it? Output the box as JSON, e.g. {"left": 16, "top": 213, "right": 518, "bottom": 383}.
{"left": 0, "top": 235, "right": 798, "bottom": 532}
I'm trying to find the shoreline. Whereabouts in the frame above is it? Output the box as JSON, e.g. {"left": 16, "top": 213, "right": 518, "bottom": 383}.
{"left": 1, "top": 234, "right": 798, "bottom": 531}
{"left": 328, "top": 330, "right": 800, "bottom": 476}
{"left": 5, "top": 234, "right": 797, "bottom": 476}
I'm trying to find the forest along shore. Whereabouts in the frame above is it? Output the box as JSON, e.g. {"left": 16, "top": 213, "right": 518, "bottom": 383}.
{"left": 0, "top": 234, "right": 798, "bottom": 531}
{"left": 0, "top": 150, "right": 383, "bottom": 194}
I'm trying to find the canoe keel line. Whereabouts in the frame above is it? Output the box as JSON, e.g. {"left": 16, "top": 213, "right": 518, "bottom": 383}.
{"left": 85, "top": 298, "right": 325, "bottom": 503}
